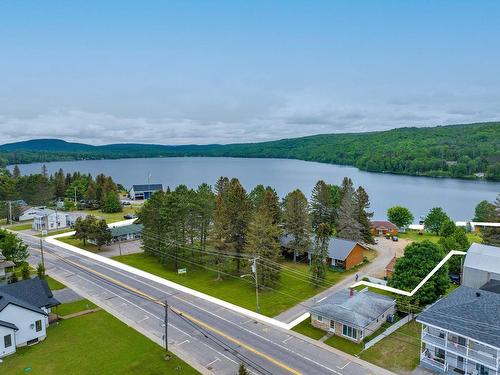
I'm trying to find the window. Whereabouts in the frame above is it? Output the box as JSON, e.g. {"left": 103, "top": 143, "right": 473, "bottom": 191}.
{"left": 317, "top": 315, "right": 323, "bottom": 322}
{"left": 342, "top": 324, "right": 358, "bottom": 340}
{"left": 4, "top": 334, "right": 12, "bottom": 348}
{"left": 329, "top": 320, "right": 335, "bottom": 330}
{"left": 35, "top": 320, "right": 42, "bottom": 332}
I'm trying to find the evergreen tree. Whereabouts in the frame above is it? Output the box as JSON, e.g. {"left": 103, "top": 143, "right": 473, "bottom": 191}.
{"left": 12, "top": 165, "right": 20, "bottom": 178}
{"left": 138, "top": 191, "right": 168, "bottom": 259}
{"left": 196, "top": 183, "right": 215, "bottom": 251}
{"left": 260, "top": 187, "right": 281, "bottom": 225}
{"left": 310, "top": 223, "right": 330, "bottom": 288}
{"left": 54, "top": 168, "right": 66, "bottom": 199}
{"left": 37, "top": 262, "right": 46, "bottom": 279}
{"left": 224, "top": 178, "right": 252, "bottom": 273}
{"left": 310, "top": 180, "right": 335, "bottom": 233}
{"left": 41, "top": 164, "right": 48, "bottom": 177}
{"left": 336, "top": 178, "right": 362, "bottom": 241}
{"left": 245, "top": 207, "right": 282, "bottom": 288}
{"left": 282, "top": 189, "right": 311, "bottom": 262}
{"left": 214, "top": 176, "right": 230, "bottom": 196}
{"left": 355, "top": 186, "right": 375, "bottom": 244}
{"left": 249, "top": 184, "right": 266, "bottom": 210}
{"left": 238, "top": 363, "right": 250, "bottom": 375}
{"left": 212, "top": 194, "right": 229, "bottom": 280}
{"left": 21, "top": 264, "right": 31, "bottom": 280}
{"left": 482, "top": 195, "right": 500, "bottom": 246}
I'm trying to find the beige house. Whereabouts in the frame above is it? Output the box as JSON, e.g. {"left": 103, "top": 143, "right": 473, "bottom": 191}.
{"left": 310, "top": 288, "right": 396, "bottom": 343}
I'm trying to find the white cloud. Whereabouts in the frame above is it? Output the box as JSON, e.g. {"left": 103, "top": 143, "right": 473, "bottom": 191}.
{"left": 0, "top": 93, "right": 498, "bottom": 145}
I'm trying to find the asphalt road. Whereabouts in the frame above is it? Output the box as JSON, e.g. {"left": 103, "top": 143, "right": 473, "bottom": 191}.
{"left": 20, "top": 233, "right": 395, "bottom": 375}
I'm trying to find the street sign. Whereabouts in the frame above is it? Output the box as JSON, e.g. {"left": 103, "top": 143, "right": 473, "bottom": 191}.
{"left": 177, "top": 268, "right": 187, "bottom": 275}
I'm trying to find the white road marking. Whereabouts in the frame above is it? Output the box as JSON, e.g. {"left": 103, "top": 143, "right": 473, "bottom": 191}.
{"left": 176, "top": 339, "right": 190, "bottom": 346}
{"left": 337, "top": 361, "right": 351, "bottom": 370}
{"left": 204, "top": 357, "right": 220, "bottom": 368}
{"left": 282, "top": 336, "right": 293, "bottom": 344}
{"left": 138, "top": 315, "right": 150, "bottom": 323}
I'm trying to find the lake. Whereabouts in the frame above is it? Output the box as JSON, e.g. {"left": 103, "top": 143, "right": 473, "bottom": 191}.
{"left": 11, "top": 157, "right": 499, "bottom": 221}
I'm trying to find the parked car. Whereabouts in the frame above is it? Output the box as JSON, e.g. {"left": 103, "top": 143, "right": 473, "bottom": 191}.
{"left": 123, "top": 214, "right": 138, "bottom": 219}
{"left": 392, "top": 236, "right": 398, "bottom": 241}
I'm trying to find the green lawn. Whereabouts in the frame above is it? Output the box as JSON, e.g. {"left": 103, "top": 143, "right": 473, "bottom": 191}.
{"left": 8, "top": 222, "right": 33, "bottom": 231}
{"left": 399, "top": 230, "right": 482, "bottom": 244}
{"left": 45, "top": 276, "right": 66, "bottom": 290}
{"left": 81, "top": 205, "right": 139, "bottom": 223}
{"left": 58, "top": 236, "right": 100, "bottom": 252}
{"left": 324, "top": 335, "right": 363, "bottom": 356}
{"left": 291, "top": 319, "right": 326, "bottom": 340}
{"left": 56, "top": 299, "right": 97, "bottom": 316}
{"left": 0, "top": 310, "right": 198, "bottom": 375}
{"left": 112, "top": 253, "right": 359, "bottom": 317}
{"left": 359, "top": 320, "right": 421, "bottom": 375}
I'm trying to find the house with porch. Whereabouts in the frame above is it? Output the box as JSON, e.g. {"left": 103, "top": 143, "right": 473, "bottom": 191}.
{"left": 310, "top": 288, "right": 396, "bottom": 343}
{"left": 417, "top": 285, "right": 500, "bottom": 375}
{"left": 370, "top": 221, "right": 399, "bottom": 236}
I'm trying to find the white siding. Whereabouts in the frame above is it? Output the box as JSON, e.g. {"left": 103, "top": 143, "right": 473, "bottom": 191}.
{"left": 0, "top": 326, "right": 16, "bottom": 358}
{"left": 1, "top": 304, "right": 47, "bottom": 347}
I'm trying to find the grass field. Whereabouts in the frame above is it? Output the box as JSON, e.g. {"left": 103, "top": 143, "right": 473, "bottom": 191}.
{"left": 8, "top": 222, "right": 33, "bottom": 231}
{"left": 324, "top": 335, "right": 364, "bottom": 356}
{"left": 399, "top": 230, "right": 482, "bottom": 244}
{"left": 0, "top": 310, "right": 198, "bottom": 374}
{"left": 58, "top": 236, "right": 100, "bottom": 252}
{"left": 81, "top": 205, "right": 139, "bottom": 223}
{"left": 112, "top": 253, "right": 361, "bottom": 317}
{"left": 359, "top": 320, "right": 421, "bottom": 375}
{"left": 45, "top": 276, "right": 66, "bottom": 290}
{"left": 56, "top": 299, "right": 98, "bottom": 316}
{"left": 291, "top": 319, "right": 326, "bottom": 340}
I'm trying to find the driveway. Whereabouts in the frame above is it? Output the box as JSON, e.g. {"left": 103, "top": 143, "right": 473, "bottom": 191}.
{"left": 274, "top": 236, "right": 412, "bottom": 324}
{"left": 97, "top": 239, "right": 144, "bottom": 258}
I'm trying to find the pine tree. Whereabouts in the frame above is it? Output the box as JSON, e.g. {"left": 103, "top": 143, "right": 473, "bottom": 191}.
{"left": 310, "top": 223, "right": 330, "bottom": 288}
{"left": 260, "top": 187, "right": 281, "bottom": 225}
{"left": 41, "top": 164, "right": 48, "bottom": 177}
{"left": 21, "top": 264, "right": 31, "bottom": 280}
{"left": 224, "top": 178, "right": 252, "bottom": 273}
{"left": 54, "top": 168, "right": 66, "bottom": 199}
{"left": 355, "top": 186, "right": 375, "bottom": 244}
{"left": 196, "top": 183, "right": 215, "bottom": 251}
{"left": 37, "top": 263, "right": 46, "bottom": 279}
{"left": 336, "top": 177, "right": 362, "bottom": 241}
{"left": 12, "top": 165, "right": 20, "bottom": 178}
{"left": 212, "top": 194, "right": 229, "bottom": 280}
{"left": 282, "top": 189, "right": 311, "bottom": 262}
{"left": 482, "top": 194, "right": 500, "bottom": 246}
{"left": 310, "top": 180, "right": 335, "bottom": 233}
{"left": 249, "top": 184, "right": 266, "bottom": 210}
{"left": 238, "top": 363, "right": 250, "bottom": 375}
{"left": 245, "top": 207, "right": 282, "bottom": 288}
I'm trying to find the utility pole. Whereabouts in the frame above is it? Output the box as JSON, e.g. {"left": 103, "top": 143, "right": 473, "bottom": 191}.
{"left": 118, "top": 241, "right": 122, "bottom": 256}
{"left": 8, "top": 200, "right": 12, "bottom": 225}
{"left": 164, "top": 299, "right": 169, "bottom": 353}
{"left": 74, "top": 187, "right": 77, "bottom": 205}
{"left": 252, "top": 257, "right": 260, "bottom": 313}
{"left": 40, "top": 237, "right": 45, "bottom": 269}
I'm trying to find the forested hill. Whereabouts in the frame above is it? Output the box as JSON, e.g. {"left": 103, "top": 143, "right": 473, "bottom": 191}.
{"left": 1, "top": 122, "right": 499, "bottom": 180}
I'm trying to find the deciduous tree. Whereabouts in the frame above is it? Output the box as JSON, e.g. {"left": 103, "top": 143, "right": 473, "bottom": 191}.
{"left": 387, "top": 206, "right": 414, "bottom": 228}
{"left": 424, "top": 207, "right": 450, "bottom": 235}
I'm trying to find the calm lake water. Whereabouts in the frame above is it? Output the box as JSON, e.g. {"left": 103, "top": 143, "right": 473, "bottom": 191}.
{"left": 11, "top": 157, "right": 500, "bottom": 221}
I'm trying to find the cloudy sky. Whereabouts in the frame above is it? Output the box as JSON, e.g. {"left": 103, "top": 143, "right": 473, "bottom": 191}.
{"left": 1, "top": 1, "right": 499, "bottom": 145}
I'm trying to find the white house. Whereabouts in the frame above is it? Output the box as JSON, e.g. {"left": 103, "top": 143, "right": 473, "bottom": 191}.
{"left": 17, "top": 206, "right": 47, "bottom": 222}
{"left": 0, "top": 277, "right": 59, "bottom": 358}
{"left": 32, "top": 210, "right": 68, "bottom": 231}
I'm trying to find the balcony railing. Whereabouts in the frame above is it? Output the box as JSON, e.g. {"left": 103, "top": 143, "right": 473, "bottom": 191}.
{"left": 422, "top": 331, "right": 446, "bottom": 348}
{"left": 468, "top": 348, "right": 498, "bottom": 370}
{"left": 421, "top": 356, "right": 446, "bottom": 371}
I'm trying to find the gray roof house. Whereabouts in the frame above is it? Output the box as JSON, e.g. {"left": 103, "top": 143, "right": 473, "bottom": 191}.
{"left": 310, "top": 288, "right": 396, "bottom": 343}
{"left": 280, "top": 235, "right": 368, "bottom": 269}
{"left": 463, "top": 243, "right": 500, "bottom": 289}
{"left": 0, "top": 277, "right": 59, "bottom": 357}
{"left": 417, "top": 285, "right": 500, "bottom": 374}
{"left": 129, "top": 184, "right": 163, "bottom": 200}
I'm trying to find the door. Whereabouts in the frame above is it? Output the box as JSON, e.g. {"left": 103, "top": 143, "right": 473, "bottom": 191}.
{"left": 329, "top": 320, "right": 335, "bottom": 333}
{"left": 476, "top": 364, "right": 489, "bottom": 375}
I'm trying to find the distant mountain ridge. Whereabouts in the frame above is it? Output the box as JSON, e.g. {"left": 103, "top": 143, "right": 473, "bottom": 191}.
{"left": 1, "top": 121, "right": 499, "bottom": 180}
